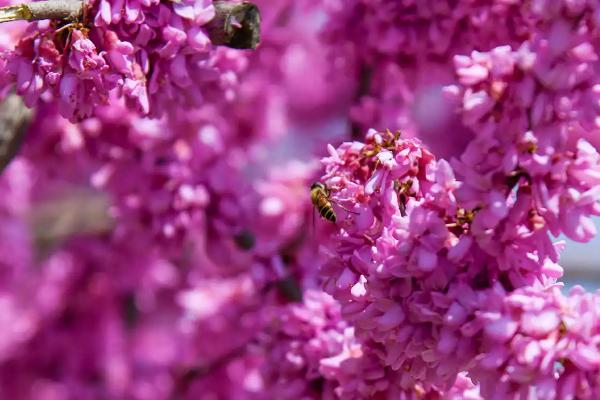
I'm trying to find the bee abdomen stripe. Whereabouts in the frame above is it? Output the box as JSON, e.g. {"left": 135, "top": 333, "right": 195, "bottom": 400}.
{"left": 325, "top": 209, "right": 335, "bottom": 221}
{"left": 320, "top": 207, "right": 335, "bottom": 221}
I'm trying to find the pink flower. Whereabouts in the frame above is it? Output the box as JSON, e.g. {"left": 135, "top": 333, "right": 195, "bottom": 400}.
{"left": 0, "top": 0, "right": 247, "bottom": 120}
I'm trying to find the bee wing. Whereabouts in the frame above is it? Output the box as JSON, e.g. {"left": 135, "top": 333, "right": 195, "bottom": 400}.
{"left": 312, "top": 203, "right": 316, "bottom": 237}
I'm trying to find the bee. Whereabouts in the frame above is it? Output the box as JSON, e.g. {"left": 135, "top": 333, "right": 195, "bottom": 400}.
{"left": 311, "top": 182, "right": 337, "bottom": 223}
{"left": 393, "top": 179, "right": 413, "bottom": 217}
{"left": 311, "top": 182, "right": 357, "bottom": 223}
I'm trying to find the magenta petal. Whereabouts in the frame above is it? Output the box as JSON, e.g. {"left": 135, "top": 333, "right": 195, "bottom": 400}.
{"left": 377, "top": 304, "right": 405, "bottom": 330}
{"left": 417, "top": 247, "right": 437, "bottom": 272}
{"left": 484, "top": 316, "right": 518, "bottom": 342}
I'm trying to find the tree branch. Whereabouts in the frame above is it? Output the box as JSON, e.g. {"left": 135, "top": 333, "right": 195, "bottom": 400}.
{"left": 172, "top": 339, "right": 254, "bottom": 398}
{"left": 29, "top": 188, "right": 114, "bottom": 259}
{"left": 0, "top": 0, "right": 82, "bottom": 23}
{"left": 204, "top": 1, "right": 261, "bottom": 49}
{"left": 0, "top": 93, "right": 33, "bottom": 173}
{"left": 0, "top": 0, "right": 261, "bottom": 49}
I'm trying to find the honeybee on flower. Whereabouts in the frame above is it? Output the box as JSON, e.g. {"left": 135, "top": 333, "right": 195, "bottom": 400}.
{"left": 310, "top": 182, "right": 358, "bottom": 224}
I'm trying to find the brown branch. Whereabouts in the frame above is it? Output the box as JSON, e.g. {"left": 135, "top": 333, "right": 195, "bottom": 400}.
{"left": 206, "top": 1, "right": 261, "bottom": 49}
{"left": 27, "top": 0, "right": 82, "bottom": 20}
{"left": 28, "top": 188, "right": 114, "bottom": 259}
{"left": 0, "top": 0, "right": 82, "bottom": 23}
{"left": 0, "top": 94, "right": 33, "bottom": 173}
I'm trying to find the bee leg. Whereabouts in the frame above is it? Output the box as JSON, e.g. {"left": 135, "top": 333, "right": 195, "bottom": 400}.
{"left": 331, "top": 199, "right": 359, "bottom": 215}
{"left": 55, "top": 22, "right": 75, "bottom": 34}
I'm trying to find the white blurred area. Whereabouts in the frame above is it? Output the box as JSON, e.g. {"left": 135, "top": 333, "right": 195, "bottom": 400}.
{"left": 560, "top": 217, "right": 600, "bottom": 290}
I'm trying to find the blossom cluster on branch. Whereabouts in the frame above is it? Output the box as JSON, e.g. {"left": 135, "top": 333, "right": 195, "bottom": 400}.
{"left": 317, "top": 128, "right": 600, "bottom": 398}
{"left": 0, "top": 0, "right": 256, "bottom": 120}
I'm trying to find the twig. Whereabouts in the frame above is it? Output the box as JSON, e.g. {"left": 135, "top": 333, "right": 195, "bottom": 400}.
{"left": 0, "top": 0, "right": 82, "bottom": 23}
{"left": 28, "top": 187, "right": 114, "bottom": 259}
{"left": 206, "top": 1, "right": 261, "bottom": 49}
{"left": 172, "top": 339, "right": 254, "bottom": 398}
{"left": 0, "top": 0, "right": 261, "bottom": 49}
{"left": 0, "top": 94, "right": 33, "bottom": 173}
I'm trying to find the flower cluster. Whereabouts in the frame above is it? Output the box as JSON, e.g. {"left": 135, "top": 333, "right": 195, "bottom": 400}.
{"left": 473, "top": 284, "right": 600, "bottom": 399}
{"left": 319, "top": 130, "right": 476, "bottom": 389}
{"left": 448, "top": 41, "right": 600, "bottom": 244}
{"left": 0, "top": 0, "right": 248, "bottom": 120}
{"left": 321, "top": 0, "right": 600, "bottom": 159}
{"left": 259, "top": 289, "right": 482, "bottom": 399}
{"left": 317, "top": 129, "right": 600, "bottom": 398}
{"left": 0, "top": 0, "right": 598, "bottom": 398}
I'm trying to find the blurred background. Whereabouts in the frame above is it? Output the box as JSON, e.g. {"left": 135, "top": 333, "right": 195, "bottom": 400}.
{"left": 561, "top": 216, "right": 600, "bottom": 289}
